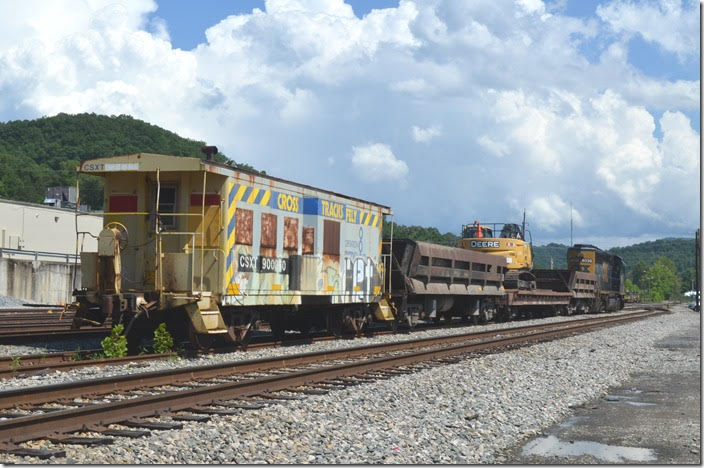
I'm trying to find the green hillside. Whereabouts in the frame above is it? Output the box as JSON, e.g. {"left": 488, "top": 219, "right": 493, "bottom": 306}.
{"left": 532, "top": 243, "right": 569, "bottom": 269}
{"left": 382, "top": 222, "right": 459, "bottom": 246}
{"left": 608, "top": 238, "right": 696, "bottom": 291}
{"left": 0, "top": 113, "right": 257, "bottom": 209}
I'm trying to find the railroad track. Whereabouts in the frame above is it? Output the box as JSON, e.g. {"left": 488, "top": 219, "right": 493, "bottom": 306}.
{"left": 0, "top": 306, "right": 667, "bottom": 379}
{"left": 0, "top": 308, "right": 667, "bottom": 459}
{"left": 0, "top": 307, "right": 111, "bottom": 343}
{"left": 0, "top": 301, "right": 659, "bottom": 346}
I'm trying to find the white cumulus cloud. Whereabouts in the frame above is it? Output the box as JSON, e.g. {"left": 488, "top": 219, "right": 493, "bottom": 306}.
{"left": 597, "top": 0, "right": 698, "bottom": 60}
{"left": 351, "top": 143, "right": 409, "bottom": 186}
{"left": 513, "top": 194, "right": 583, "bottom": 232}
{"left": 412, "top": 125, "right": 441, "bottom": 143}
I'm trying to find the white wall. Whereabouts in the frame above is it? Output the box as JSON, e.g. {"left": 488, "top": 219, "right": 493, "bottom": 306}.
{"left": 0, "top": 199, "right": 103, "bottom": 260}
{"left": 0, "top": 258, "right": 80, "bottom": 304}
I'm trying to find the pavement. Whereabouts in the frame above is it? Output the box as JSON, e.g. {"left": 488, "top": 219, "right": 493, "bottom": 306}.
{"left": 502, "top": 307, "right": 701, "bottom": 464}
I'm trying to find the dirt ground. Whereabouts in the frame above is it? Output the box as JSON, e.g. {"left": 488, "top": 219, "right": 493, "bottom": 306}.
{"left": 502, "top": 306, "right": 701, "bottom": 464}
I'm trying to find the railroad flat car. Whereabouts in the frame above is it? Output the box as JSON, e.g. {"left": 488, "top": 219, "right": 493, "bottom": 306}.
{"left": 72, "top": 153, "right": 393, "bottom": 348}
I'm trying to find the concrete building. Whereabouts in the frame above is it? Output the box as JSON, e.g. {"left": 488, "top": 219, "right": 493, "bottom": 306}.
{"left": 0, "top": 198, "right": 103, "bottom": 304}
{"left": 0, "top": 198, "right": 102, "bottom": 259}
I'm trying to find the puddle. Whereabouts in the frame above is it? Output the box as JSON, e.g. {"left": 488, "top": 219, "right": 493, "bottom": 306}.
{"left": 605, "top": 394, "right": 633, "bottom": 401}
{"left": 521, "top": 435, "right": 657, "bottom": 463}
{"left": 557, "top": 416, "right": 588, "bottom": 429}
{"left": 625, "top": 401, "right": 657, "bottom": 407}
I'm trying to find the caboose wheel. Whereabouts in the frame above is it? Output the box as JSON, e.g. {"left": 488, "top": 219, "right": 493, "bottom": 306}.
{"left": 189, "top": 327, "right": 216, "bottom": 351}
{"left": 269, "top": 315, "right": 286, "bottom": 340}
{"left": 326, "top": 312, "right": 344, "bottom": 338}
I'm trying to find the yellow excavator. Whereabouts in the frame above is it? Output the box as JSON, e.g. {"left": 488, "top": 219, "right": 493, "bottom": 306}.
{"left": 458, "top": 213, "right": 537, "bottom": 289}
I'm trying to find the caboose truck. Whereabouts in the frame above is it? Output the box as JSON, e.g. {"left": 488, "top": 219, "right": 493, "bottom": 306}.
{"left": 70, "top": 151, "right": 394, "bottom": 351}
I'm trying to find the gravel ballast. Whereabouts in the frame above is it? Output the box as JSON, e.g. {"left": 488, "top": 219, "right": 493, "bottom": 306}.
{"left": 0, "top": 307, "right": 660, "bottom": 388}
{"left": 2, "top": 305, "right": 698, "bottom": 464}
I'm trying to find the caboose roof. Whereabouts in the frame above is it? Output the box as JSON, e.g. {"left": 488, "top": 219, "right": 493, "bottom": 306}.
{"left": 79, "top": 153, "right": 392, "bottom": 211}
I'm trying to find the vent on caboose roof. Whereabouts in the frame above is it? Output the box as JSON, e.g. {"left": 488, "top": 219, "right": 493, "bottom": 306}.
{"left": 201, "top": 145, "right": 218, "bottom": 161}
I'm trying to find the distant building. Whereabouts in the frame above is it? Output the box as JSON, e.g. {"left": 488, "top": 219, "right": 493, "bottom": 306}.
{"left": 43, "top": 186, "right": 75, "bottom": 208}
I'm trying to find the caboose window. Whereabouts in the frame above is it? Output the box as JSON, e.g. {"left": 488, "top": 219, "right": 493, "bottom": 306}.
{"left": 323, "top": 220, "right": 340, "bottom": 256}
{"left": 302, "top": 226, "right": 315, "bottom": 254}
{"left": 261, "top": 213, "right": 277, "bottom": 248}
{"left": 235, "top": 208, "right": 253, "bottom": 245}
{"left": 284, "top": 217, "right": 298, "bottom": 251}
{"left": 156, "top": 185, "right": 177, "bottom": 230}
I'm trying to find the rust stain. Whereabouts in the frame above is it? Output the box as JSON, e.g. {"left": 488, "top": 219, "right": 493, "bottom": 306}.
{"left": 302, "top": 226, "right": 315, "bottom": 255}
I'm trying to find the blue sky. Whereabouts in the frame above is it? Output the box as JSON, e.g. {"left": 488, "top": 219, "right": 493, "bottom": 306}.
{"left": 0, "top": 0, "right": 699, "bottom": 248}
{"left": 151, "top": 0, "right": 402, "bottom": 49}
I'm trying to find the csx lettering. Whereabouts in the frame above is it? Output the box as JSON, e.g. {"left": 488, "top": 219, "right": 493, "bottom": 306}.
{"left": 277, "top": 193, "right": 299, "bottom": 213}
{"left": 238, "top": 254, "right": 288, "bottom": 274}
{"left": 321, "top": 200, "right": 344, "bottom": 219}
{"left": 470, "top": 240, "right": 500, "bottom": 248}
{"left": 82, "top": 163, "right": 105, "bottom": 171}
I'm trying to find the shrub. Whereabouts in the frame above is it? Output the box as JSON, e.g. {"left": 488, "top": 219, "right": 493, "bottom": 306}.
{"left": 153, "top": 323, "right": 174, "bottom": 354}
{"left": 101, "top": 324, "right": 128, "bottom": 358}
{"left": 10, "top": 356, "right": 21, "bottom": 371}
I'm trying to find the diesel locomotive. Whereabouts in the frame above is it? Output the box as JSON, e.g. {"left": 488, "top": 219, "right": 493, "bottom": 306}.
{"left": 70, "top": 152, "right": 625, "bottom": 349}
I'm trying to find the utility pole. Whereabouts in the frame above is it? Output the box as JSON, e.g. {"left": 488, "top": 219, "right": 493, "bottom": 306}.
{"left": 570, "top": 201, "right": 573, "bottom": 247}
{"left": 696, "top": 228, "right": 700, "bottom": 311}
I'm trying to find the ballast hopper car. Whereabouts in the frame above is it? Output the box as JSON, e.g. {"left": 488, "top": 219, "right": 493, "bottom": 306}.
{"left": 71, "top": 152, "right": 394, "bottom": 349}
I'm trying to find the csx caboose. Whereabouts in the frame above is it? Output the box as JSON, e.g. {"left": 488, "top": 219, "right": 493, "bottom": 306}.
{"left": 72, "top": 152, "right": 394, "bottom": 349}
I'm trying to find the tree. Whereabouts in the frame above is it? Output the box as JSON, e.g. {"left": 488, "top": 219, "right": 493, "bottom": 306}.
{"left": 625, "top": 279, "right": 641, "bottom": 294}
{"left": 642, "top": 257, "right": 680, "bottom": 301}
{"left": 630, "top": 260, "right": 649, "bottom": 288}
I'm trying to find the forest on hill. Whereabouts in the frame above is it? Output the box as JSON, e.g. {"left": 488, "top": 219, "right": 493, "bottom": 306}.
{"left": 0, "top": 113, "right": 257, "bottom": 209}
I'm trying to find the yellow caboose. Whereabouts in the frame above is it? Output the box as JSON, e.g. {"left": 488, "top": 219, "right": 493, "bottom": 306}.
{"left": 73, "top": 152, "right": 393, "bottom": 349}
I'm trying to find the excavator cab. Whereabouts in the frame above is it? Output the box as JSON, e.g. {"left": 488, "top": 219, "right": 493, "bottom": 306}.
{"left": 458, "top": 219, "right": 533, "bottom": 271}
{"left": 462, "top": 222, "right": 493, "bottom": 239}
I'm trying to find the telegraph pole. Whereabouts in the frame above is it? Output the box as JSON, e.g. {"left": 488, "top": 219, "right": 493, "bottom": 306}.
{"left": 570, "top": 202, "right": 573, "bottom": 247}
{"left": 696, "top": 228, "right": 700, "bottom": 311}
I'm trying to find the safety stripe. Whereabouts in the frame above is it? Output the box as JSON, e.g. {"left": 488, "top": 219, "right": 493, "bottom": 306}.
{"left": 372, "top": 213, "right": 379, "bottom": 227}
{"left": 234, "top": 185, "right": 247, "bottom": 202}
{"left": 246, "top": 187, "right": 260, "bottom": 204}
{"left": 231, "top": 183, "right": 273, "bottom": 207}
{"left": 225, "top": 181, "right": 237, "bottom": 286}
{"left": 259, "top": 189, "right": 271, "bottom": 206}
